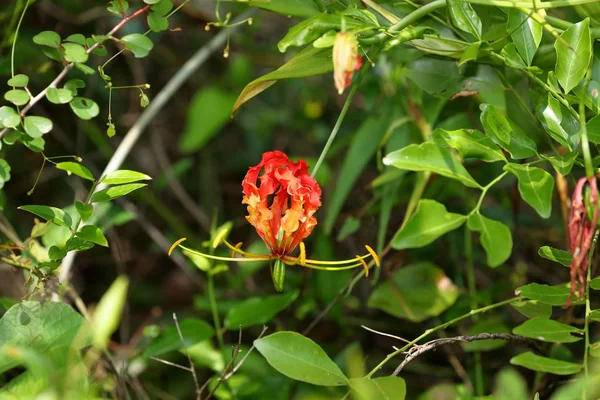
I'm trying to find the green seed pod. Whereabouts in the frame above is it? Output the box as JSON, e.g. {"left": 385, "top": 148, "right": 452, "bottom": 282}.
{"left": 271, "top": 259, "right": 286, "bottom": 292}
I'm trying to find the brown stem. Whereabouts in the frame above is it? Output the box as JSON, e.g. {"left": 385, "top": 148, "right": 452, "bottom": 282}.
{"left": 0, "top": 4, "right": 151, "bottom": 138}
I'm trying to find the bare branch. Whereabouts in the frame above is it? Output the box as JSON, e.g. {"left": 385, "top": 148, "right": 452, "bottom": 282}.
{"left": 173, "top": 313, "right": 201, "bottom": 400}
{"left": 149, "top": 357, "right": 192, "bottom": 372}
{"left": 393, "top": 333, "right": 540, "bottom": 375}
{"left": 361, "top": 325, "right": 412, "bottom": 344}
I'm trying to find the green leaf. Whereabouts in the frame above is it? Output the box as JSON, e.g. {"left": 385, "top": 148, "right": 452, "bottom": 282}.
{"left": 22, "top": 136, "right": 45, "bottom": 152}
{"left": 90, "top": 183, "right": 147, "bottom": 202}
{"left": 151, "top": 0, "right": 172, "bottom": 14}
{"left": 447, "top": 0, "right": 482, "bottom": 39}
{"left": 107, "top": 0, "right": 129, "bottom": 14}
{"left": 55, "top": 162, "right": 94, "bottom": 181}
{"left": 0, "top": 159, "right": 11, "bottom": 190}
{"left": 64, "top": 79, "right": 86, "bottom": 96}
{"left": 178, "top": 87, "right": 235, "bottom": 153}
{"left": 538, "top": 246, "right": 571, "bottom": 267}
{"left": 70, "top": 97, "right": 99, "bottom": 120}
{"left": 18, "top": 205, "right": 72, "bottom": 228}
{"left": 407, "top": 58, "right": 462, "bottom": 97}
{"left": 224, "top": 291, "right": 298, "bottom": 329}
{"left": 76, "top": 225, "right": 108, "bottom": 247}
{"left": 392, "top": 200, "right": 467, "bottom": 249}
{"left": 507, "top": 9, "right": 543, "bottom": 65}
{"left": 75, "top": 63, "right": 95, "bottom": 75}
{"left": 0, "top": 106, "right": 20, "bottom": 128}
{"left": 46, "top": 88, "right": 73, "bottom": 104}
{"left": 23, "top": 116, "right": 52, "bottom": 138}
{"left": 493, "top": 368, "right": 529, "bottom": 400}
{"left": 350, "top": 376, "right": 407, "bottom": 400}
{"left": 4, "top": 89, "right": 29, "bottom": 106}
{"left": 121, "top": 33, "right": 154, "bottom": 58}
{"left": 64, "top": 33, "right": 86, "bottom": 45}
{"left": 516, "top": 283, "right": 578, "bottom": 306}
{"left": 467, "top": 212, "right": 513, "bottom": 267}
{"left": 7, "top": 74, "right": 29, "bottom": 87}
{"left": 148, "top": 13, "right": 168, "bottom": 32}
{"left": 144, "top": 0, "right": 161, "bottom": 3}
{"left": 590, "top": 309, "right": 600, "bottom": 321}
{"left": 510, "top": 352, "right": 581, "bottom": 375}
{"left": 62, "top": 43, "right": 88, "bottom": 63}
{"left": 92, "top": 276, "right": 128, "bottom": 349}
{"left": 247, "top": 0, "right": 320, "bottom": 17}
{"left": 100, "top": 170, "right": 152, "bottom": 185}
{"left": 590, "top": 276, "right": 600, "bottom": 290}
{"left": 513, "top": 317, "right": 583, "bottom": 343}
{"left": 538, "top": 94, "right": 580, "bottom": 150}
{"left": 233, "top": 46, "right": 332, "bottom": 114}
{"left": 541, "top": 152, "right": 578, "bottom": 175}
{"left": 324, "top": 114, "right": 391, "bottom": 234}
{"left": 368, "top": 262, "right": 459, "bottom": 322}
{"left": 75, "top": 200, "right": 93, "bottom": 222}
{"left": 254, "top": 331, "right": 348, "bottom": 386}
{"left": 555, "top": 18, "right": 591, "bottom": 93}
{"left": 590, "top": 342, "right": 600, "bottom": 358}
{"left": 504, "top": 164, "right": 554, "bottom": 218}
{"left": 277, "top": 13, "right": 365, "bottom": 53}
{"left": 0, "top": 301, "right": 90, "bottom": 374}
{"left": 143, "top": 319, "right": 214, "bottom": 358}
{"left": 511, "top": 300, "right": 552, "bottom": 319}
{"left": 33, "top": 31, "right": 61, "bottom": 47}
{"left": 458, "top": 41, "right": 481, "bottom": 65}
{"left": 383, "top": 142, "right": 481, "bottom": 188}
{"left": 588, "top": 115, "right": 600, "bottom": 143}
{"left": 431, "top": 128, "right": 506, "bottom": 163}
{"left": 501, "top": 43, "right": 527, "bottom": 69}
{"left": 42, "top": 47, "right": 62, "bottom": 61}
{"left": 480, "top": 104, "right": 537, "bottom": 159}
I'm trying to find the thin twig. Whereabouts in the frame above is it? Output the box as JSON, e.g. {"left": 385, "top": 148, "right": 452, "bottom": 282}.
{"left": 173, "top": 313, "right": 201, "bottom": 400}
{"left": 149, "top": 357, "right": 193, "bottom": 372}
{"left": 0, "top": 4, "right": 151, "bottom": 138}
{"left": 222, "top": 325, "right": 268, "bottom": 380}
{"left": 393, "top": 333, "right": 540, "bottom": 375}
{"left": 204, "top": 327, "right": 244, "bottom": 400}
{"left": 360, "top": 325, "right": 412, "bottom": 344}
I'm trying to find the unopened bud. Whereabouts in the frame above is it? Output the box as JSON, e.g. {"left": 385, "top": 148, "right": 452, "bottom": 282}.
{"left": 333, "top": 32, "right": 362, "bottom": 95}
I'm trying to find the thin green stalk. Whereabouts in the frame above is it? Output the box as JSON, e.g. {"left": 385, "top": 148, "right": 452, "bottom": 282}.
{"left": 580, "top": 70, "right": 594, "bottom": 178}
{"left": 311, "top": 46, "right": 382, "bottom": 178}
{"left": 465, "top": 225, "right": 483, "bottom": 396}
{"left": 471, "top": 171, "right": 509, "bottom": 214}
{"left": 10, "top": 0, "right": 30, "bottom": 79}
{"left": 207, "top": 274, "right": 225, "bottom": 351}
{"left": 363, "top": 297, "right": 519, "bottom": 378}
{"left": 460, "top": 0, "right": 600, "bottom": 7}
{"left": 583, "top": 232, "right": 598, "bottom": 399}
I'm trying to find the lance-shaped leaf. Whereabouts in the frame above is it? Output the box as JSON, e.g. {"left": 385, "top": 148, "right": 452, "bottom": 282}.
{"left": 510, "top": 352, "right": 581, "bottom": 375}
{"left": 467, "top": 212, "right": 513, "bottom": 267}
{"left": 233, "top": 46, "right": 332, "bottom": 115}
{"left": 504, "top": 164, "right": 554, "bottom": 218}
{"left": 392, "top": 200, "right": 467, "bottom": 249}
{"left": 447, "top": 0, "right": 482, "bottom": 39}
{"left": 383, "top": 142, "right": 481, "bottom": 188}
{"left": 480, "top": 104, "right": 537, "bottom": 159}
{"left": 254, "top": 331, "right": 349, "bottom": 386}
{"left": 555, "top": 18, "right": 591, "bottom": 94}
{"left": 538, "top": 246, "right": 572, "bottom": 267}
{"left": 516, "top": 283, "right": 580, "bottom": 306}
{"left": 247, "top": 0, "right": 320, "bottom": 17}
{"left": 513, "top": 317, "right": 583, "bottom": 343}
{"left": 507, "top": 9, "right": 543, "bottom": 65}
{"left": 432, "top": 128, "right": 506, "bottom": 163}
{"left": 537, "top": 94, "right": 580, "bottom": 150}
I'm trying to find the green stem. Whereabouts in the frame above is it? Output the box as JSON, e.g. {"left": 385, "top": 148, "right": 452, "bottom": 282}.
{"left": 207, "top": 273, "right": 225, "bottom": 351}
{"left": 580, "top": 70, "right": 594, "bottom": 178}
{"left": 471, "top": 171, "right": 509, "bottom": 214}
{"left": 465, "top": 225, "right": 483, "bottom": 396}
{"left": 10, "top": 0, "right": 30, "bottom": 79}
{"left": 365, "top": 297, "right": 520, "bottom": 378}
{"left": 545, "top": 15, "right": 600, "bottom": 38}
{"left": 1, "top": 256, "right": 34, "bottom": 271}
{"left": 460, "top": 0, "right": 600, "bottom": 7}
{"left": 310, "top": 46, "right": 382, "bottom": 178}
{"left": 583, "top": 232, "right": 598, "bottom": 399}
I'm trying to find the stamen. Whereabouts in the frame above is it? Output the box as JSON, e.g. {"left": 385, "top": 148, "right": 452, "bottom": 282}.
{"left": 169, "top": 238, "right": 187, "bottom": 256}
{"left": 356, "top": 255, "right": 369, "bottom": 277}
{"left": 222, "top": 238, "right": 270, "bottom": 258}
{"left": 231, "top": 242, "right": 244, "bottom": 258}
{"left": 301, "top": 262, "right": 364, "bottom": 271}
{"left": 212, "top": 227, "right": 230, "bottom": 248}
{"left": 365, "top": 245, "right": 380, "bottom": 266}
{"left": 178, "top": 244, "right": 271, "bottom": 263}
{"left": 299, "top": 242, "right": 306, "bottom": 266}
{"left": 302, "top": 253, "right": 371, "bottom": 265}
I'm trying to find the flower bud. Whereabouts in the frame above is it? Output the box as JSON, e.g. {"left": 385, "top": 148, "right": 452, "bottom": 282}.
{"left": 333, "top": 32, "right": 362, "bottom": 95}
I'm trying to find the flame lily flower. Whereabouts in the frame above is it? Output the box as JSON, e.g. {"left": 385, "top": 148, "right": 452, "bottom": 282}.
{"left": 333, "top": 32, "right": 363, "bottom": 95}
{"left": 169, "top": 151, "right": 379, "bottom": 291}
{"left": 565, "top": 175, "right": 599, "bottom": 307}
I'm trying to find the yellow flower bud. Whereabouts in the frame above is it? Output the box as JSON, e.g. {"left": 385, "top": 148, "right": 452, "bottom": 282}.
{"left": 333, "top": 32, "right": 362, "bottom": 95}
